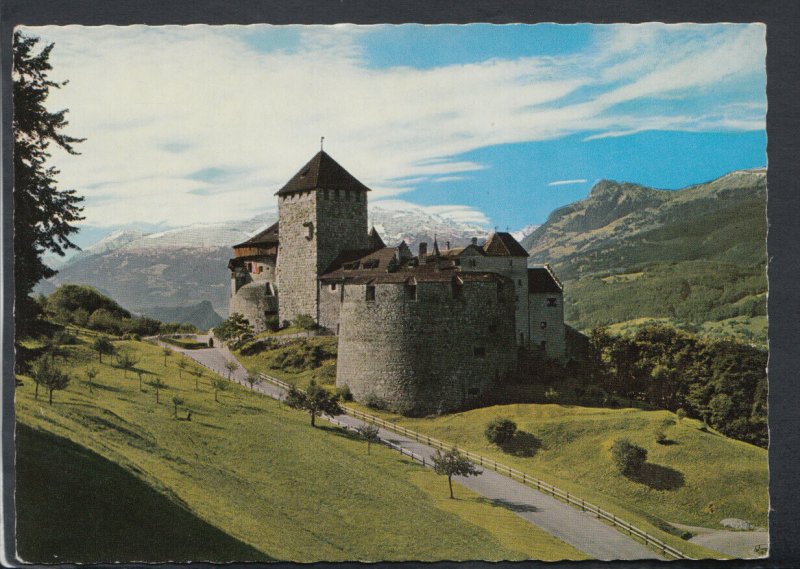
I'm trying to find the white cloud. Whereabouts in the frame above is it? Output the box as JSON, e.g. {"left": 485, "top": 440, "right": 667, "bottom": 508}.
{"left": 548, "top": 179, "right": 588, "bottom": 186}
{"left": 24, "top": 23, "right": 765, "bottom": 229}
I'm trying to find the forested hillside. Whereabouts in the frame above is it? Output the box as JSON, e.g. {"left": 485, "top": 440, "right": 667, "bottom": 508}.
{"left": 523, "top": 170, "right": 767, "bottom": 344}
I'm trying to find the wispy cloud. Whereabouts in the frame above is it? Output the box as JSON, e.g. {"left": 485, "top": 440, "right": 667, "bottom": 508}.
{"left": 547, "top": 179, "right": 588, "bottom": 186}
{"left": 27, "top": 23, "right": 765, "bottom": 229}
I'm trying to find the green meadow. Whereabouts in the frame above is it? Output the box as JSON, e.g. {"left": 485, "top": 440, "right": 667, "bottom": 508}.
{"left": 15, "top": 330, "right": 587, "bottom": 562}
{"left": 345, "top": 401, "right": 767, "bottom": 558}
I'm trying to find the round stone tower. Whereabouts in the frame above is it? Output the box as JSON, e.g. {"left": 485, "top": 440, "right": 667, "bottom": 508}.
{"left": 335, "top": 275, "right": 518, "bottom": 416}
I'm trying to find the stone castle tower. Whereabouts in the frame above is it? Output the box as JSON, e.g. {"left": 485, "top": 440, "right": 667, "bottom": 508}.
{"left": 275, "top": 151, "right": 371, "bottom": 325}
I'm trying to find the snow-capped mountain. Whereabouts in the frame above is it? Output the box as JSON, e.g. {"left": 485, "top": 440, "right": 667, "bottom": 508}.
{"left": 510, "top": 224, "right": 539, "bottom": 243}
{"left": 38, "top": 204, "right": 494, "bottom": 317}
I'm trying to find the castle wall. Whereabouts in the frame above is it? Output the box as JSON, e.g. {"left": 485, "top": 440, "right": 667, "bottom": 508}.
{"left": 276, "top": 191, "right": 319, "bottom": 324}
{"left": 319, "top": 281, "right": 343, "bottom": 332}
{"left": 461, "top": 256, "right": 529, "bottom": 347}
{"left": 277, "top": 188, "right": 369, "bottom": 326}
{"left": 230, "top": 281, "right": 278, "bottom": 333}
{"left": 315, "top": 188, "right": 370, "bottom": 278}
{"left": 528, "top": 292, "right": 566, "bottom": 361}
{"left": 336, "top": 279, "right": 517, "bottom": 415}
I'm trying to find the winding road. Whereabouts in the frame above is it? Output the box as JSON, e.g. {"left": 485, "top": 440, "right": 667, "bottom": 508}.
{"left": 160, "top": 336, "right": 661, "bottom": 561}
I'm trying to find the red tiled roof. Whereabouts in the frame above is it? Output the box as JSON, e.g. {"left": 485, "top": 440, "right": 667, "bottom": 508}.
{"left": 275, "top": 151, "right": 371, "bottom": 196}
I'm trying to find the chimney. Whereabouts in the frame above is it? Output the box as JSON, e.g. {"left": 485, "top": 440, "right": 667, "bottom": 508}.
{"left": 418, "top": 242, "right": 428, "bottom": 263}
{"left": 446, "top": 241, "right": 450, "bottom": 250}
{"left": 471, "top": 237, "right": 478, "bottom": 246}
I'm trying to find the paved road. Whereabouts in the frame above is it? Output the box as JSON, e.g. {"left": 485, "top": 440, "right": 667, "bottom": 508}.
{"left": 672, "top": 523, "right": 768, "bottom": 559}
{"left": 160, "top": 336, "right": 661, "bottom": 561}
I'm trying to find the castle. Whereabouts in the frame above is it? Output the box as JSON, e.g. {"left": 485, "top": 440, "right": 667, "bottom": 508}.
{"left": 229, "top": 150, "right": 566, "bottom": 415}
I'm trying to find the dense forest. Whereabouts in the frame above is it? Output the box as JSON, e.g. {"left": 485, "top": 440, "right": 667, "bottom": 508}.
{"left": 577, "top": 326, "right": 767, "bottom": 448}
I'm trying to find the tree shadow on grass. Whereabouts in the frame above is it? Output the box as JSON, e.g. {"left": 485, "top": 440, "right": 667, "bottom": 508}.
{"left": 480, "top": 497, "right": 539, "bottom": 513}
{"left": 498, "top": 431, "right": 542, "bottom": 458}
{"left": 317, "top": 424, "right": 363, "bottom": 443}
{"left": 656, "top": 438, "right": 679, "bottom": 446}
{"left": 627, "top": 463, "right": 685, "bottom": 491}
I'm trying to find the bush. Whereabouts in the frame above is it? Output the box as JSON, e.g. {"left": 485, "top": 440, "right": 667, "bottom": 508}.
{"left": 363, "top": 392, "right": 387, "bottom": 410}
{"left": 293, "top": 314, "right": 317, "bottom": 331}
{"left": 610, "top": 438, "right": 647, "bottom": 475}
{"left": 655, "top": 430, "right": 667, "bottom": 444}
{"left": 265, "top": 315, "right": 280, "bottom": 332}
{"left": 336, "top": 385, "right": 353, "bottom": 402}
{"left": 485, "top": 417, "right": 518, "bottom": 445}
{"left": 544, "top": 387, "right": 560, "bottom": 402}
{"left": 239, "top": 337, "right": 276, "bottom": 356}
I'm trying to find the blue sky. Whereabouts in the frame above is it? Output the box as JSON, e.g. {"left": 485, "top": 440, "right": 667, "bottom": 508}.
{"left": 28, "top": 23, "right": 766, "bottom": 246}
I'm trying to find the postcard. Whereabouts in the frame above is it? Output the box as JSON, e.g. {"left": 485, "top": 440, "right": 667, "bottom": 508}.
{"left": 11, "top": 23, "right": 768, "bottom": 562}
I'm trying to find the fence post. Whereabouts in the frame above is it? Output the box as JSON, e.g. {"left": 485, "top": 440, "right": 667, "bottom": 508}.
{"left": 523, "top": 473, "right": 526, "bottom": 483}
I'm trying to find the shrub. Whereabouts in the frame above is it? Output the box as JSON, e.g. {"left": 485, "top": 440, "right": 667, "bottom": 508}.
{"left": 485, "top": 417, "right": 518, "bottom": 445}
{"left": 676, "top": 408, "right": 687, "bottom": 422}
{"left": 544, "top": 387, "right": 560, "bottom": 402}
{"left": 610, "top": 438, "right": 647, "bottom": 475}
{"left": 239, "top": 337, "right": 276, "bottom": 356}
{"left": 293, "top": 314, "right": 317, "bottom": 331}
{"left": 363, "top": 392, "right": 387, "bottom": 410}
{"left": 265, "top": 315, "right": 280, "bottom": 332}
{"left": 655, "top": 430, "right": 667, "bottom": 444}
{"left": 336, "top": 385, "right": 353, "bottom": 402}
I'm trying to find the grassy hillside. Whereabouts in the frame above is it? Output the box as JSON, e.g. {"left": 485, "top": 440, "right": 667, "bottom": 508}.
{"left": 347, "top": 401, "right": 767, "bottom": 556}
{"left": 523, "top": 170, "right": 767, "bottom": 344}
{"left": 15, "top": 330, "right": 586, "bottom": 562}
{"left": 16, "top": 424, "right": 270, "bottom": 563}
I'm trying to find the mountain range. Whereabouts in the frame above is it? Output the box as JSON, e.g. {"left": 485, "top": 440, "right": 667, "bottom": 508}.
{"left": 523, "top": 168, "right": 767, "bottom": 344}
{"left": 38, "top": 169, "right": 767, "bottom": 343}
{"left": 37, "top": 203, "right": 494, "bottom": 319}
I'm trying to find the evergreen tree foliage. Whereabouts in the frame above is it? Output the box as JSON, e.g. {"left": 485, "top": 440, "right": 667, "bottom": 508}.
{"left": 13, "top": 31, "right": 85, "bottom": 339}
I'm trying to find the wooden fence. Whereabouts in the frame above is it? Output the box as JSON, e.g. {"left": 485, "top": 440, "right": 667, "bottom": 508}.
{"left": 256, "top": 371, "right": 693, "bottom": 561}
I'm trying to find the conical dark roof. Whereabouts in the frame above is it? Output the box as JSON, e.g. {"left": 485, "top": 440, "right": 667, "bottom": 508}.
{"left": 275, "top": 150, "right": 371, "bottom": 196}
{"left": 368, "top": 226, "right": 386, "bottom": 250}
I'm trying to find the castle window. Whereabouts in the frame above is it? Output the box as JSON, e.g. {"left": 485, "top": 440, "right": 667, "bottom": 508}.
{"left": 488, "top": 324, "right": 497, "bottom": 333}
{"left": 304, "top": 221, "right": 314, "bottom": 240}
{"left": 509, "top": 260, "right": 513, "bottom": 267}
{"left": 520, "top": 332, "right": 525, "bottom": 344}
{"left": 517, "top": 279, "right": 522, "bottom": 286}
{"left": 335, "top": 189, "right": 340, "bottom": 200}
{"left": 473, "top": 346, "right": 486, "bottom": 358}
{"left": 345, "top": 190, "right": 350, "bottom": 201}
{"left": 366, "top": 285, "right": 376, "bottom": 301}
{"left": 547, "top": 297, "right": 557, "bottom": 307}
{"left": 540, "top": 341, "right": 547, "bottom": 350}
{"left": 330, "top": 283, "right": 337, "bottom": 291}
{"left": 540, "top": 321, "right": 547, "bottom": 329}
{"left": 406, "top": 284, "right": 417, "bottom": 301}
{"left": 468, "top": 259, "right": 477, "bottom": 267}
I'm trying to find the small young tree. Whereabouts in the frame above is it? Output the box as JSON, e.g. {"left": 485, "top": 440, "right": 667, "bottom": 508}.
{"left": 431, "top": 448, "right": 482, "bottom": 499}
{"left": 171, "top": 396, "right": 184, "bottom": 418}
{"left": 177, "top": 358, "right": 187, "bottom": 378}
{"left": 211, "top": 377, "right": 228, "bottom": 402}
{"left": 356, "top": 423, "right": 380, "bottom": 454}
{"left": 676, "top": 408, "right": 687, "bottom": 422}
{"left": 285, "top": 380, "right": 342, "bottom": 427}
{"left": 162, "top": 347, "right": 172, "bottom": 366}
{"left": 92, "top": 336, "right": 115, "bottom": 363}
{"left": 30, "top": 356, "right": 52, "bottom": 400}
{"left": 610, "top": 438, "right": 648, "bottom": 475}
{"left": 148, "top": 378, "right": 167, "bottom": 404}
{"left": 224, "top": 360, "right": 239, "bottom": 380}
{"left": 485, "top": 417, "right": 518, "bottom": 445}
{"left": 136, "top": 369, "right": 145, "bottom": 391}
{"left": 245, "top": 372, "right": 260, "bottom": 391}
{"left": 194, "top": 368, "right": 204, "bottom": 390}
{"left": 85, "top": 367, "right": 98, "bottom": 394}
{"left": 30, "top": 357, "right": 71, "bottom": 405}
{"left": 115, "top": 351, "right": 138, "bottom": 378}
